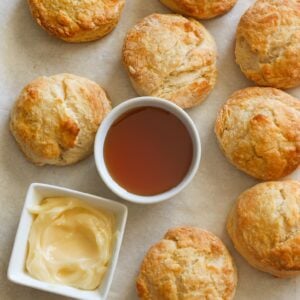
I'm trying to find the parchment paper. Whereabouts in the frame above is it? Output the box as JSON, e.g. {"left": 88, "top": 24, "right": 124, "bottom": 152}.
{"left": 0, "top": 1, "right": 299, "bottom": 299}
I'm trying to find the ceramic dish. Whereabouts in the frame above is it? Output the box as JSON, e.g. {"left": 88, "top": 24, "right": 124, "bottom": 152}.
{"left": 7, "top": 183, "right": 128, "bottom": 300}
{"left": 94, "top": 96, "right": 201, "bottom": 204}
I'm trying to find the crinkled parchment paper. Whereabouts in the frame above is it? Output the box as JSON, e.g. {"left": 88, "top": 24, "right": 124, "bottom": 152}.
{"left": 0, "top": 1, "right": 299, "bottom": 299}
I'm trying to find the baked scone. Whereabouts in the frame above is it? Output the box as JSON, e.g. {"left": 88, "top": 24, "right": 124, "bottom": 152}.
{"left": 160, "top": 0, "right": 237, "bottom": 19}
{"left": 227, "top": 180, "right": 300, "bottom": 278}
{"left": 122, "top": 14, "right": 217, "bottom": 109}
{"left": 137, "top": 226, "right": 237, "bottom": 300}
{"left": 235, "top": 0, "right": 300, "bottom": 89}
{"left": 27, "top": 0, "right": 125, "bottom": 42}
{"left": 10, "top": 73, "right": 111, "bottom": 166}
{"left": 215, "top": 87, "right": 300, "bottom": 180}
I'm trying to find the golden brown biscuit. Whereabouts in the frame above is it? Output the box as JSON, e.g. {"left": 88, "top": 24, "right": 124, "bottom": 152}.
{"left": 160, "top": 0, "right": 237, "bottom": 19}
{"left": 227, "top": 180, "right": 300, "bottom": 278}
{"left": 215, "top": 87, "right": 300, "bottom": 180}
{"left": 10, "top": 73, "right": 111, "bottom": 166}
{"left": 28, "top": 0, "right": 125, "bottom": 42}
{"left": 235, "top": 0, "right": 300, "bottom": 89}
{"left": 122, "top": 14, "right": 217, "bottom": 109}
{"left": 137, "top": 226, "right": 237, "bottom": 300}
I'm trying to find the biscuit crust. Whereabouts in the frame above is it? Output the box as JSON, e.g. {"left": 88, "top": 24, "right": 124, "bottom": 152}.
{"left": 136, "top": 226, "right": 237, "bottom": 300}
{"left": 10, "top": 74, "right": 111, "bottom": 166}
{"left": 160, "top": 0, "right": 237, "bottom": 19}
{"left": 227, "top": 180, "right": 300, "bottom": 278}
{"left": 122, "top": 14, "right": 217, "bottom": 109}
{"left": 215, "top": 87, "right": 300, "bottom": 180}
{"left": 235, "top": 0, "right": 300, "bottom": 88}
{"left": 28, "top": 0, "right": 125, "bottom": 42}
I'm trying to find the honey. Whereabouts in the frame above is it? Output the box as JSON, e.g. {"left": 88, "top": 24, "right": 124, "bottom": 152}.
{"left": 104, "top": 107, "right": 193, "bottom": 196}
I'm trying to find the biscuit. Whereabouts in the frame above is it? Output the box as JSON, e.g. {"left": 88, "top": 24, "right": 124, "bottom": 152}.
{"left": 215, "top": 87, "right": 300, "bottom": 180}
{"left": 122, "top": 14, "right": 217, "bottom": 109}
{"left": 136, "top": 226, "right": 237, "bottom": 300}
{"left": 160, "top": 0, "right": 237, "bottom": 19}
{"left": 28, "top": 0, "right": 125, "bottom": 42}
{"left": 227, "top": 180, "right": 300, "bottom": 278}
{"left": 10, "top": 73, "right": 111, "bottom": 166}
{"left": 235, "top": 0, "right": 300, "bottom": 89}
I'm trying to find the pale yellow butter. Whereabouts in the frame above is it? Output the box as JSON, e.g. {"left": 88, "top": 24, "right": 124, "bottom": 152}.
{"left": 26, "top": 197, "right": 115, "bottom": 290}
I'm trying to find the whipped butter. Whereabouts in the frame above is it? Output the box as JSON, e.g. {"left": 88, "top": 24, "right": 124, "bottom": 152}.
{"left": 26, "top": 197, "right": 115, "bottom": 290}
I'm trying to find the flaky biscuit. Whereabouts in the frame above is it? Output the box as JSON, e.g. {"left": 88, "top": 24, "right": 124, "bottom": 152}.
{"left": 215, "top": 87, "right": 300, "bottom": 180}
{"left": 137, "top": 226, "right": 237, "bottom": 300}
{"left": 122, "top": 14, "right": 217, "bottom": 109}
{"left": 235, "top": 0, "right": 300, "bottom": 89}
{"left": 10, "top": 73, "right": 111, "bottom": 166}
{"left": 227, "top": 180, "right": 300, "bottom": 278}
{"left": 160, "top": 0, "right": 237, "bottom": 19}
{"left": 27, "top": 0, "right": 125, "bottom": 42}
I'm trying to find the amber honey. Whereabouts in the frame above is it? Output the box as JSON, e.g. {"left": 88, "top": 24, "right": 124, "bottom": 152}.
{"left": 104, "top": 107, "right": 193, "bottom": 196}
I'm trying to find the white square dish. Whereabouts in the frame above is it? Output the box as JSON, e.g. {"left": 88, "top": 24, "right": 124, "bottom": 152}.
{"left": 7, "top": 183, "right": 128, "bottom": 300}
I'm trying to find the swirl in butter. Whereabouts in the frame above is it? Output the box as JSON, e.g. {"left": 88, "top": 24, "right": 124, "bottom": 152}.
{"left": 26, "top": 197, "right": 115, "bottom": 290}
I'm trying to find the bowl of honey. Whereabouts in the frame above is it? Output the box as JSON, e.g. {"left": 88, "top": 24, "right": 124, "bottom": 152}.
{"left": 94, "top": 97, "right": 201, "bottom": 204}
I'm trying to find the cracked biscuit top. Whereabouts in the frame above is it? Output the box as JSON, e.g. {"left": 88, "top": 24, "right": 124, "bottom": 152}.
{"left": 10, "top": 73, "right": 111, "bottom": 166}
{"left": 136, "top": 226, "right": 237, "bottom": 300}
{"left": 122, "top": 14, "right": 217, "bottom": 109}
{"left": 28, "top": 0, "right": 125, "bottom": 42}
{"left": 215, "top": 87, "right": 300, "bottom": 180}
{"left": 235, "top": 0, "right": 300, "bottom": 88}
{"left": 227, "top": 180, "right": 300, "bottom": 278}
{"left": 160, "top": 0, "right": 237, "bottom": 19}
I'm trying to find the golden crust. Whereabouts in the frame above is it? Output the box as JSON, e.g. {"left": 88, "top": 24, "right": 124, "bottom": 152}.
{"left": 235, "top": 0, "right": 300, "bottom": 89}
{"left": 227, "top": 180, "right": 300, "bottom": 278}
{"left": 136, "top": 226, "right": 237, "bottom": 300}
{"left": 27, "top": 0, "right": 125, "bottom": 42}
{"left": 215, "top": 87, "right": 300, "bottom": 180}
{"left": 10, "top": 73, "right": 111, "bottom": 166}
{"left": 160, "top": 0, "right": 237, "bottom": 19}
{"left": 122, "top": 13, "right": 217, "bottom": 109}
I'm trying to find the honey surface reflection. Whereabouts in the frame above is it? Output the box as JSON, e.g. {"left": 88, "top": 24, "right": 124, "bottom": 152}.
{"left": 104, "top": 107, "right": 193, "bottom": 196}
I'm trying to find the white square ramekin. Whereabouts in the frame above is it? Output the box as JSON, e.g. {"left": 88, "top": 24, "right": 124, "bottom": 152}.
{"left": 7, "top": 183, "right": 128, "bottom": 300}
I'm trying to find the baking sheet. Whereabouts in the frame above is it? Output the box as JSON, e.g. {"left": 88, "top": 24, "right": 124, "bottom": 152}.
{"left": 0, "top": 1, "right": 299, "bottom": 299}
